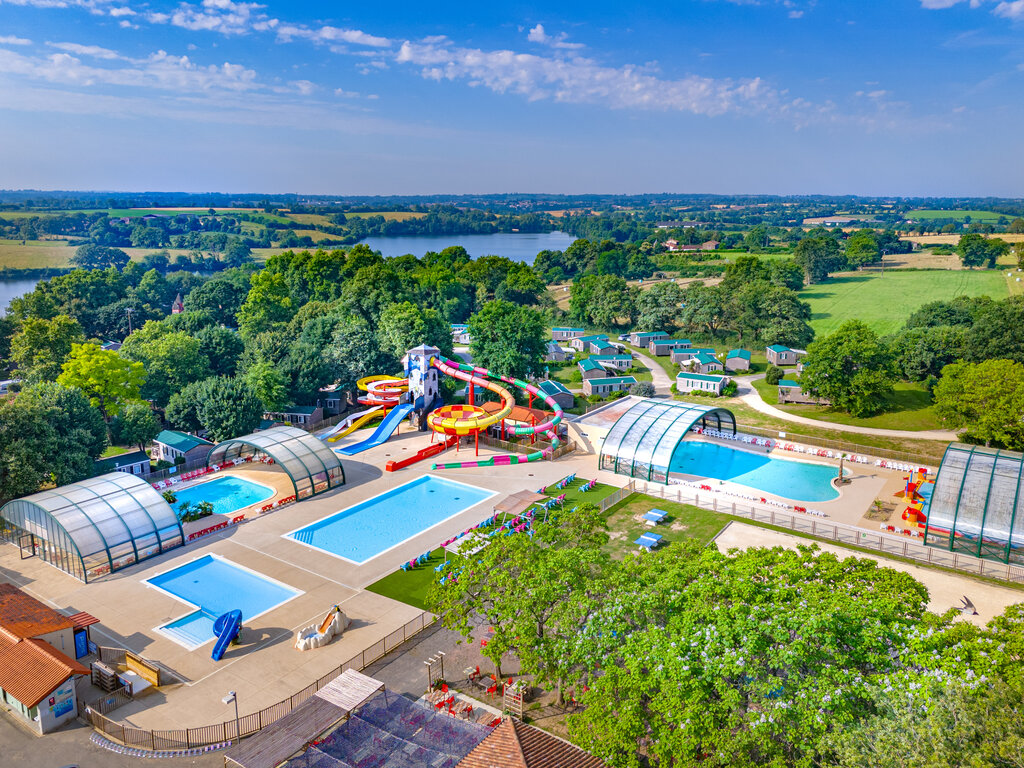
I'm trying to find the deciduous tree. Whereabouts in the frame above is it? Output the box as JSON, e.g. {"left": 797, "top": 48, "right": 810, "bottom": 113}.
{"left": 57, "top": 343, "right": 145, "bottom": 420}
{"left": 799, "top": 321, "right": 894, "bottom": 416}
{"left": 468, "top": 300, "right": 546, "bottom": 379}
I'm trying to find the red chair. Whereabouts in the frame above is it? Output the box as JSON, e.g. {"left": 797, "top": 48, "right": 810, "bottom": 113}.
{"left": 441, "top": 684, "right": 448, "bottom": 693}
{"left": 486, "top": 684, "right": 497, "bottom": 696}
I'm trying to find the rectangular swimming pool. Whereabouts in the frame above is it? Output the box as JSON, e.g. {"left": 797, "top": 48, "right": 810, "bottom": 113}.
{"left": 172, "top": 475, "right": 274, "bottom": 518}
{"left": 146, "top": 554, "right": 301, "bottom": 649}
{"left": 283, "top": 475, "right": 496, "bottom": 564}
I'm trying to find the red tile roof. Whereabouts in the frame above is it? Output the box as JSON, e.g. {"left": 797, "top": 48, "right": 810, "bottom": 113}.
{"left": 0, "top": 635, "right": 88, "bottom": 708}
{"left": 457, "top": 719, "right": 608, "bottom": 768}
{"left": 67, "top": 611, "right": 100, "bottom": 630}
{"left": 0, "top": 583, "right": 74, "bottom": 639}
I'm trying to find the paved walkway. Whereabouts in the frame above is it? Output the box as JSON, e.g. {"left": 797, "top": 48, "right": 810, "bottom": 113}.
{"left": 732, "top": 374, "right": 958, "bottom": 441}
{"left": 628, "top": 348, "right": 674, "bottom": 397}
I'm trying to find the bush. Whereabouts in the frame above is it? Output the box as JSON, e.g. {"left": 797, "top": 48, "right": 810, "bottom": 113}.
{"left": 610, "top": 390, "right": 627, "bottom": 400}
{"left": 161, "top": 490, "right": 177, "bottom": 504}
{"left": 174, "top": 455, "right": 186, "bottom": 466}
{"left": 629, "top": 381, "right": 656, "bottom": 398}
{"left": 765, "top": 365, "right": 784, "bottom": 385}
{"left": 722, "top": 380, "right": 738, "bottom": 397}
{"left": 177, "top": 500, "right": 214, "bottom": 523}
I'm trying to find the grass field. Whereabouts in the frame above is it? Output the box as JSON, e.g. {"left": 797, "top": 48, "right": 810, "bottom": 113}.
{"left": 800, "top": 270, "right": 1008, "bottom": 336}
{"left": 906, "top": 209, "right": 1006, "bottom": 222}
{"left": 0, "top": 239, "right": 78, "bottom": 268}
{"left": 751, "top": 378, "right": 941, "bottom": 431}
{"left": 343, "top": 211, "right": 427, "bottom": 221}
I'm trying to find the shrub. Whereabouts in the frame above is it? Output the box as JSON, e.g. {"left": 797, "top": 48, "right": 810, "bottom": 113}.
{"left": 722, "top": 380, "right": 738, "bottom": 397}
{"left": 765, "top": 365, "right": 784, "bottom": 385}
{"left": 629, "top": 381, "right": 656, "bottom": 398}
{"left": 161, "top": 490, "right": 177, "bottom": 504}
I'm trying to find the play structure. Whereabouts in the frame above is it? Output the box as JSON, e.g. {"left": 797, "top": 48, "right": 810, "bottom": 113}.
{"left": 211, "top": 609, "right": 242, "bottom": 661}
{"left": 322, "top": 406, "right": 384, "bottom": 442}
{"left": 294, "top": 606, "right": 349, "bottom": 651}
{"left": 892, "top": 467, "right": 935, "bottom": 532}
{"left": 328, "top": 345, "right": 565, "bottom": 471}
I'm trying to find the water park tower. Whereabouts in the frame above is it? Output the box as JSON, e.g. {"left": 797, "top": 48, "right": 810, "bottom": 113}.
{"left": 404, "top": 345, "right": 441, "bottom": 430}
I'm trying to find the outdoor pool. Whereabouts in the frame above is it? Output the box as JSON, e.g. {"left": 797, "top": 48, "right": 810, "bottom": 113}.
{"left": 669, "top": 440, "right": 841, "bottom": 502}
{"left": 172, "top": 475, "right": 274, "bottom": 518}
{"left": 146, "top": 554, "right": 301, "bottom": 649}
{"left": 284, "top": 475, "right": 496, "bottom": 564}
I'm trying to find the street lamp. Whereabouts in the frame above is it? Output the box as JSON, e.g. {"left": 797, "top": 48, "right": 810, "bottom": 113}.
{"left": 222, "top": 691, "right": 240, "bottom": 741}
{"left": 125, "top": 306, "right": 135, "bottom": 335}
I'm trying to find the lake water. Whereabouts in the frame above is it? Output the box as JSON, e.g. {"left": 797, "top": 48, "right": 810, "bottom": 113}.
{"left": 358, "top": 231, "right": 576, "bottom": 264}
{"left": 0, "top": 279, "right": 38, "bottom": 316}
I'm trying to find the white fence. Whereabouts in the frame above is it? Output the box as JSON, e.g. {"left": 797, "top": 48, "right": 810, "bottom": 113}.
{"left": 632, "top": 480, "right": 1024, "bottom": 585}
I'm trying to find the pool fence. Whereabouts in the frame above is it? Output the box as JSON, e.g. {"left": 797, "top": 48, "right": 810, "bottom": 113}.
{"left": 631, "top": 479, "right": 1024, "bottom": 585}
{"left": 79, "top": 611, "right": 436, "bottom": 752}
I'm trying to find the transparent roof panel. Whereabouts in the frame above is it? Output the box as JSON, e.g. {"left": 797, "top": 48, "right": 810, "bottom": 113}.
{"left": 208, "top": 425, "right": 343, "bottom": 497}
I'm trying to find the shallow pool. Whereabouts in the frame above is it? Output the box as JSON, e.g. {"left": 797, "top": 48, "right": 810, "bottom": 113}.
{"left": 669, "top": 440, "right": 841, "bottom": 502}
{"left": 172, "top": 475, "right": 274, "bottom": 518}
{"left": 146, "top": 554, "right": 301, "bottom": 649}
{"left": 284, "top": 475, "right": 496, "bottom": 564}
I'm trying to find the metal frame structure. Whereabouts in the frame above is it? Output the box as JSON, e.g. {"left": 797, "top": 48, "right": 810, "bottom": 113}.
{"left": 207, "top": 426, "right": 345, "bottom": 500}
{"left": 924, "top": 443, "right": 1024, "bottom": 564}
{"left": 0, "top": 473, "right": 181, "bottom": 582}
{"left": 599, "top": 399, "right": 736, "bottom": 483}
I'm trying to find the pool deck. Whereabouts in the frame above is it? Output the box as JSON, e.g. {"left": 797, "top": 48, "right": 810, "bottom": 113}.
{"left": 0, "top": 430, "right": 623, "bottom": 732}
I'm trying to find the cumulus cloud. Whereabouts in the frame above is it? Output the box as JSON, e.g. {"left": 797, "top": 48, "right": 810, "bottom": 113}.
{"left": 275, "top": 23, "right": 390, "bottom": 47}
{"left": 158, "top": 0, "right": 278, "bottom": 35}
{"left": 47, "top": 41, "right": 121, "bottom": 59}
{"left": 0, "top": 35, "right": 33, "bottom": 45}
{"left": 526, "top": 24, "right": 584, "bottom": 50}
{"left": 394, "top": 37, "right": 782, "bottom": 117}
{"left": 920, "top": 0, "right": 1024, "bottom": 18}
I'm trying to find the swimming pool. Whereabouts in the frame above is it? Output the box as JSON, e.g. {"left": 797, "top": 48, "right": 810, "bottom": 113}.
{"left": 146, "top": 554, "right": 301, "bottom": 649}
{"left": 669, "top": 440, "right": 841, "bottom": 502}
{"left": 284, "top": 475, "right": 496, "bottom": 564}
{"left": 172, "top": 476, "right": 274, "bottom": 518}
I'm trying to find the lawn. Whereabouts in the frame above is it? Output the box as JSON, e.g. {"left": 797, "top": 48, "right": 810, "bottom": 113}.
{"left": 604, "top": 494, "right": 727, "bottom": 559}
{"left": 0, "top": 239, "right": 78, "bottom": 269}
{"left": 906, "top": 209, "right": 1005, "bottom": 222}
{"left": 750, "top": 378, "right": 942, "bottom": 431}
{"left": 799, "top": 270, "right": 1008, "bottom": 336}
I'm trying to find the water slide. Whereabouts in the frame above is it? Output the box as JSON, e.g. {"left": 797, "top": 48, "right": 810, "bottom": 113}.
{"left": 211, "top": 609, "right": 242, "bottom": 662}
{"left": 385, "top": 435, "right": 459, "bottom": 472}
{"left": 427, "top": 356, "right": 564, "bottom": 470}
{"left": 322, "top": 406, "right": 384, "bottom": 442}
{"left": 333, "top": 403, "right": 415, "bottom": 456}
{"left": 357, "top": 375, "right": 408, "bottom": 406}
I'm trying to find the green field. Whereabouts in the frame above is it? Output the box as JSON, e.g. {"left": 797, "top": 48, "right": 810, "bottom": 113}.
{"left": 800, "top": 270, "right": 1007, "bottom": 336}
{"left": 0, "top": 239, "right": 78, "bottom": 269}
{"left": 906, "top": 209, "right": 1005, "bottom": 222}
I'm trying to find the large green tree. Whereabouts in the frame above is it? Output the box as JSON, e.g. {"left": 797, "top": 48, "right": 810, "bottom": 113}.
{"left": 799, "top": 320, "right": 895, "bottom": 416}
{"left": 236, "top": 271, "right": 296, "bottom": 337}
{"left": 794, "top": 236, "right": 844, "bottom": 284}
{"left": 376, "top": 301, "right": 454, "bottom": 360}
{"left": 845, "top": 229, "right": 881, "bottom": 268}
{"left": 635, "top": 281, "right": 684, "bottom": 333}
{"left": 569, "top": 275, "right": 637, "bottom": 328}
{"left": 9, "top": 314, "right": 84, "bottom": 381}
{"left": 112, "top": 400, "right": 160, "bottom": 452}
{"left": 467, "top": 300, "right": 546, "bottom": 379}
{"left": 71, "top": 243, "right": 130, "bottom": 271}
{"left": 934, "top": 359, "right": 1024, "bottom": 448}
{"left": 166, "top": 376, "right": 263, "bottom": 442}
{"left": 57, "top": 343, "right": 145, "bottom": 420}
{"left": 119, "top": 321, "right": 211, "bottom": 406}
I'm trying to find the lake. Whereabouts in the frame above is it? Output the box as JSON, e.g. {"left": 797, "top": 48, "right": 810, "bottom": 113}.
{"left": 0, "top": 279, "right": 38, "bottom": 317}
{"left": 358, "top": 231, "right": 576, "bottom": 264}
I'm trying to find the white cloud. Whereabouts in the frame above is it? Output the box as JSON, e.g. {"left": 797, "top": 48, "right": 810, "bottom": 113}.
{"left": 789, "top": 10, "right": 804, "bottom": 18}
{"left": 394, "top": 38, "right": 781, "bottom": 117}
{"left": 0, "top": 35, "right": 33, "bottom": 46}
{"left": 526, "top": 23, "right": 584, "bottom": 50}
{"left": 290, "top": 78, "right": 314, "bottom": 95}
{"left": 47, "top": 41, "right": 121, "bottom": 59}
{"left": 108, "top": 6, "right": 134, "bottom": 17}
{"left": 275, "top": 23, "right": 390, "bottom": 47}
{"left": 919, "top": 0, "right": 1024, "bottom": 18}
{"left": 993, "top": 0, "right": 1024, "bottom": 18}
{"left": 161, "top": 0, "right": 277, "bottom": 35}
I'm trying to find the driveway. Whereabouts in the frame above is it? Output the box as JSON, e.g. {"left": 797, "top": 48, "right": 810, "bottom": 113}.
{"left": 628, "top": 348, "right": 673, "bottom": 397}
{"left": 732, "top": 374, "right": 958, "bottom": 440}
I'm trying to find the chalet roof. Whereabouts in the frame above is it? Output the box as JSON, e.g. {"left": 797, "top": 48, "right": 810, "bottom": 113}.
{"left": 726, "top": 349, "right": 752, "bottom": 360}
{"left": 578, "top": 358, "right": 604, "bottom": 372}
{"left": 155, "top": 429, "right": 213, "bottom": 453}
{"left": 0, "top": 635, "right": 88, "bottom": 708}
{"left": 0, "top": 583, "right": 74, "bottom": 640}
{"left": 457, "top": 718, "right": 608, "bottom": 768}
{"left": 677, "top": 372, "right": 728, "bottom": 383}
{"left": 767, "top": 344, "right": 791, "bottom": 353}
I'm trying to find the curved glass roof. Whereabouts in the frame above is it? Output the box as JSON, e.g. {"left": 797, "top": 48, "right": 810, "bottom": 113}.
{"left": 0, "top": 472, "right": 182, "bottom": 582}
{"left": 925, "top": 443, "right": 1024, "bottom": 564}
{"left": 208, "top": 425, "right": 345, "bottom": 499}
{"left": 599, "top": 399, "right": 736, "bottom": 482}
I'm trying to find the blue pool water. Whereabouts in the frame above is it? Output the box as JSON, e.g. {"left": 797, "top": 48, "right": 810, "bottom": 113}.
{"left": 284, "top": 475, "right": 495, "bottom": 564}
{"left": 147, "top": 555, "right": 300, "bottom": 648}
{"left": 669, "top": 440, "right": 841, "bottom": 502}
{"left": 172, "top": 476, "right": 274, "bottom": 518}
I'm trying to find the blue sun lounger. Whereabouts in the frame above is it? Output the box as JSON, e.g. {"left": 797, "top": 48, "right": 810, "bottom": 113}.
{"left": 642, "top": 509, "right": 668, "bottom": 526}
{"left": 634, "top": 532, "right": 664, "bottom": 552}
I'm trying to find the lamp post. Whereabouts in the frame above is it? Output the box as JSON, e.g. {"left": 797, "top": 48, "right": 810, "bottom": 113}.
{"left": 222, "top": 691, "right": 240, "bottom": 741}
{"left": 125, "top": 306, "right": 135, "bottom": 336}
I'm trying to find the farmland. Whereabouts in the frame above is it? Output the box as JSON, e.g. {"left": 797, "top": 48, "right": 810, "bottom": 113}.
{"left": 906, "top": 209, "right": 1006, "bottom": 222}
{"left": 799, "top": 269, "right": 1008, "bottom": 336}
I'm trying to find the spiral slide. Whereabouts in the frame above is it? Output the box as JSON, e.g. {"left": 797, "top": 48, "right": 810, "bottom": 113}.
{"left": 427, "top": 355, "right": 564, "bottom": 470}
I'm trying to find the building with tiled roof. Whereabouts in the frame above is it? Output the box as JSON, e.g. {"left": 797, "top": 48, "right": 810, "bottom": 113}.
{"left": 0, "top": 583, "right": 92, "bottom": 733}
{"left": 457, "top": 718, "right": 608, "bottom": 768}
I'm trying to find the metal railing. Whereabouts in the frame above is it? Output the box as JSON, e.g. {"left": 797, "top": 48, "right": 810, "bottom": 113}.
{"left": 631, "top": 481, "right": 1024, "bottom": 585}
{"left": 80, "top": 611, "right": 436, "bottom": 752}
{"left": 598, "top": 481, "right": 636, "bottom": 512}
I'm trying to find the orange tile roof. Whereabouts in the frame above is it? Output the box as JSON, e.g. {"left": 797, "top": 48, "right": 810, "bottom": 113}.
{"left": 0, "top": 583, "right": 74, "bottom": 640}
{"left": 458, "top": 719, "right": 608, "bottom": 768}
{"left": 0, "top": 635, "right": 88, "bottom": 708}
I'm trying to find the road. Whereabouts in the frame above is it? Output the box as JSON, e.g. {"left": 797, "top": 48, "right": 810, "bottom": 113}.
{"left": 627, "top": 347, "right": 674, "bottom": 397}
{"left": 732, "top": 374, "right": 958, "bottom": 441}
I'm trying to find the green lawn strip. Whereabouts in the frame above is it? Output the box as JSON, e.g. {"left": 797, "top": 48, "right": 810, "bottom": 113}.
{"left": 749, "top": 378, "right": 941, "bottom": 431}
{"left": 907, "top": 209, "right": 1004, "bottom": 222}
{"left": 540, "top": 478, "right": 618, "bottom": 507}
{"left": 364, "top": 548, "right": 446, "bottom": 610}
{"left": 604, "top": 493, "right": 1024, "bottom": 591}
{"left": 799, "top": 270, "right": 1008, "bottom": 337}
{"left": 100, "top": 445, "right": 132, "bottom": 458}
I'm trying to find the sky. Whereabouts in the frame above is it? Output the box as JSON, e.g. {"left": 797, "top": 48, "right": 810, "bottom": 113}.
{"left": 0, "top": 0, "right": 1022, "bottom": 197}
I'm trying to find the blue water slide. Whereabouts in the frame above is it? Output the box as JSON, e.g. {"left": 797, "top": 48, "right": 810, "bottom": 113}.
{"left": 333, "top": 403, "right": 415, "bottom": 456}
{"left": 211, "top": 609, "right": 242, "bottom": 661}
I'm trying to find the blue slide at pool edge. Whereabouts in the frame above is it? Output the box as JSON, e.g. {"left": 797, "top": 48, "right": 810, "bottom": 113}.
{"left": 211, "top": 610, "right": 242, "bottom": 661}
{"left": 333, "top": 403, "right": 415, "bottom": 456}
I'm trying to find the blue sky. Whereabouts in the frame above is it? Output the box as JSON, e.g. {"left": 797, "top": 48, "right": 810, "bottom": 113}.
{"left": 0, "top": 0, "right": 1022, "bottom": 196}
